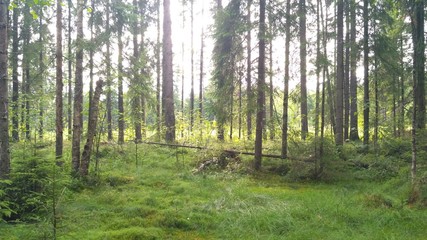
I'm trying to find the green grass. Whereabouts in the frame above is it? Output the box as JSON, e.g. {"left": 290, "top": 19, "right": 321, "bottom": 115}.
{"left": 1, "top": 143, "right": 427, "bottom": 239}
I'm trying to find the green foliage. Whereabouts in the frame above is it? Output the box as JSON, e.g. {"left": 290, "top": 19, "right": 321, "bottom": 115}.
{"left": 0, "top": 180, "right": 14, "bottom": 222}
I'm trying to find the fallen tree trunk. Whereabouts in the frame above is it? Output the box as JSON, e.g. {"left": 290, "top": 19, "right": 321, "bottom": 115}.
{"left": 140, "top": 141, "right": 314, "bottom": 162}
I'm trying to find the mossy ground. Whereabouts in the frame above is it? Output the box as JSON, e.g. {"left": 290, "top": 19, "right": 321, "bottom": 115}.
{"left": 1, "top": 143, "right": 426, "bottom": 239}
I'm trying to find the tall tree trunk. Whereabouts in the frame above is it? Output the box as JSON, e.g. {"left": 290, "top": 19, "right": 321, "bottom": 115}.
{"left": 190, "top": 0, "right": 195, "bottom": 132}
{"left": 80, "top": 80, "right": 104, "bottom": 176}
{"left": 343, "top": 0, "right": 350, "bottom": 140}
{"left": 180, "top": 2, "right": 185, "bottom": 138}
{"left": 363, "top": 0, "right": 370, "bottom": 146}
{"left": 11, "top": 5, "right": 19, "bottom": 142}
{"left": 246, "top": 0, "right": 253, "bottom": 140}
{"left": 398, "top": 35, "right": 405, "bottom": 137}
{"left": 56, "top": 0, "right": 64, "bottom": 160}
{"left": 349, "top": 0, "right": 359, "bottom": 141}
{"left": 163, "top": 0, "right": 176, "bottom": 142}
{"left": 412, "top": 0, "right": 425, "bottom": 130}
{"left": 335, "top": 0, "right": 344, "bottom": 146}
{"left": 133, "top": 0, "right": 142, "bottom": 142}
{"left": 67, "top": 0, "right": 72, "bottom": 139}
{"left": 238, "top": 70, "right": 242, "bottom": 139}
{"left": 106, "top": 0, "right": 113, "bottom": 141}
{"left": 0, "top": 0, "right": 10, "bottom": 178}
{"left": 281, "top": 0, "right": 290, "bottom": 159}
{"left": 199, "top": 1, "right": 205, "bottom": 137}
{"left": 314, "top": 0, "right": 321, "bottom": 166}
{"left": 299, "top": 0, "right": 308, "bottom": 140}
{"left": 117, "top": 12, "right": 125, "bottom": 144}
{"left": 38, "top": 10, "right": 44, "bottom": 140}
{"left": 268, "top": 4, "right": 274, "bottom": 140}
{"left": 72, "top": 0, "right": 84, "bottom": 174}
{"left": 156, "top": 0, "right": 161, "bottom": 140}
{"left": 254, "top": 0, "right": 266, "bottom": 170}
{"left": 88, "top": 0, "right": 95, "bottom": 122}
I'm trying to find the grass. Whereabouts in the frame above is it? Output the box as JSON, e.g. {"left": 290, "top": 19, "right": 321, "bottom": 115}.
{"left": 1, "top": 142, "right": 427, "bottom": 239}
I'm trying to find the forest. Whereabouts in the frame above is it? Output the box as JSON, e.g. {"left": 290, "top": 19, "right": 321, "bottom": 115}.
{"left": 0, "top": 0, "right": 427, "bottom": 239}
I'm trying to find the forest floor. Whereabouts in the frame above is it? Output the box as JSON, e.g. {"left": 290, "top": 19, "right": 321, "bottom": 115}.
{"left": 1, "top": 143, "right": 427, "bottom": 239}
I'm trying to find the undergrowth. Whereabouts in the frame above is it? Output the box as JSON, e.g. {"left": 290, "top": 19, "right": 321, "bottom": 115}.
{"left": 0, "top": 139, "right": 426, "bottom": 239}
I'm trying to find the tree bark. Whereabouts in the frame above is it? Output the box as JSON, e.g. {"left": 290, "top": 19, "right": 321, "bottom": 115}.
{"left": 299, "top": 0, "right": 308, "bottom": 140}
{"left": 335, "top": 0, "right": 344, "bottom": 146}
{"left": 246, "top": 0, "right": 253, "bottom": 140}
{"left": 254, "top": 0, "right": 266, "bottom": 170}
{"left": 11, "top": 4, "right": 19, "bottom": 142}
{"left": 67, "top": 0, "right": 72, "bottom": 139}
{"left": 412, "top": 0, "right": 425, "bottom": 130}
{"left": 190, "top": 0, "right": 195, "bottom": 132}
{"left": 133, "top": 0, "right": 142, "bottom": 142}
{"left": 80, "top": 80, "right": 104, "bottom": 176}
{"left": 281, "top": 0, "right": 290, "bottom": 159}
{"left": 363, "top": 0, "right": 370, "bottom": 146}
{"left": 268, "top": 4, "right": 274, "bottom": 140}
{"left": 106, "top": 0, "right": 113, "bottom": 141}
{"left": 163, "top": 0, "right": 176, "bottom": 142}
{"left": 117, "top": 6, "right": 125, "bottom": 144}
{"left": 0, "top": 0, "right": 10, "bottom": 178}
{"left": 56, "top": 0, "right": 64, "bottom": 161}
{"left": 72, "top": 0, "right": 84, "bottom": 175}
{"left": 349, "top": 0, "right": 359, "bottom": 141}
{"left": 199, "top": 1, "right": 205, "bottom": 137}
{"left": 343, "top": 0, "right": 350, "bottom": 140}
{"left": 156, "top": 0, "right": 161, "bottom": 141}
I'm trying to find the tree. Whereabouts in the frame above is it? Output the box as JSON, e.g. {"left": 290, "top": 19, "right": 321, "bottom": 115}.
{"left": 0, "top": 0, "right": 10, "bottom": 178}
{"left": 162, "top": 0, "right": 176, "bottom": 142}
{"left": 349, "top": 0, "right": 359, "bottom": 141}
{"left": 190, "top": 0, "right": 195, "bottom": 132}
{"left": 198, "top": 1, "right": 205, "bottom": 137}
{"left": 156, "top": 0, "right": 161, "bottom": 140}
{"left": 281, "top": 0, "right": 291, "bottom": 159}
{"left": 335, "top": 0, "right": 344, "bottom": 146}
{"left": 56, "top": 0, "right": 64, "bottom": 160}
{"left": 246, "top": 0, "right": 253, "bottom": 140}
{"left": 363, "top": 0, "right": 370, "bottom": 146}
{"left": 11, "top": 3, "right": 19, "bottom": 142}
{"left": 80, "top": 80, "right": 104, "bottom": 176}
{"left": 106, "top": 0, "right": 113, "bottom": 141}
{"left": 132, "top": 0, "right": 142, "bottom": 142}
{"left": 67, "top": 0, "right": 73, "bottom": 139}
{"left": 299, "top": 0, "right": 308, "bottom": 140}
{"left": 114, "top": 0, "right": 125, "bottom": 144}
{"left": 72, "top": 0, "right": 84, "bottom": 174}
{"left": 254, "top": 0, "right": 266, "bottom": 170}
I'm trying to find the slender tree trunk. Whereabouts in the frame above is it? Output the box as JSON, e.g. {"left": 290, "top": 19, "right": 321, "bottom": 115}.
{"left": 413, "top": 0, "right": 425, "bottom": 130}
{"left": 72, "top": 0, "right": 84, "bottom": 174}
{"left": 343, "top": 0, "right": 350, "bottom": 140}
{"left": 281, "top": 0, "right": 290, "bottom": 159}
{"left": 199, "top": 1, "right": 205, "bottom": 137}
{"left": 398, "top": 35, "right": 404, "bottom": 137}
{"left": 314, "top": 0, "right": 321, "bottom": 166}
{"left": 324, "top": 2, "right": 336, "bottom": 138}
{"left": 269, "top": 9, "right": 274, "bottom": 140}
{"left": 11, "top": 5, "right": 19, "bottom": 142}
{"left": 335, "top": 0, "right": 344, "bottom": 146}
{"left": 363, "top": 0, "right": 370, "bottom": 146}
{"left": 0, "top": 0, "right": 10, "bottom": 178}
{"left": 246, "top": 0, "right": 253, "bottom": 140}
{"left": 56, "top": 0, "right": 64, "bottom": 161}
{"left": 80, "top": 80, "right": 104, "bottom": 176}
{"left": 106, "top": 0, "right": 113, "bottom": 141}
{"left": 38, "top": 10, "right": 44, "bottom": 140}
{"left": 254, "top": 0, "right": 266, "bottom": 170}
{"left": 190, "top": 0, "right": 195, "bottom": 132}
{"left": 180, "top": 2, "right": 185, "bottom": 138}
{"left": 299, "top": 0, "right": 308, "bottom": 140}
{"left": 239, "top": 70, "right": 242, "bottom": 139}
{"left": 88, "top": 0, "right": 95, "bottom": 122}
{"left": 349, "top": 0, "right": 359, "bottom": 141}
{"left": 117, "top": 13, "right": 125, "bottom": 144}
{"left": 67, "top": 0, "right": 72, "bottom": 139}
{"left": 163, "top": 0, "right": 176, "bottom": 142}
{"left": 133, "top": 0, "right": 142, "bottom": 142}
{"left": 156, "top": 0, "right": 161, "bottom": 140}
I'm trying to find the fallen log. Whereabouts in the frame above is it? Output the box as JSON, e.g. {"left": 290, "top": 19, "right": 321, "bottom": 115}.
{"left": 139, "top": 141, "right": 314, "bottom": 162}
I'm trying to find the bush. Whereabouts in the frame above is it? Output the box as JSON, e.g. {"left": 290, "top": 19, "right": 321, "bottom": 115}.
{"left": 4, "top": 157, "right": 52, "bottom": 222}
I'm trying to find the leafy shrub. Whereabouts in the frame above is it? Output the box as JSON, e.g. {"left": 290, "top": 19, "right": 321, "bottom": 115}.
{"left": 0, "top": 180, "right": 14, "bottom": 221}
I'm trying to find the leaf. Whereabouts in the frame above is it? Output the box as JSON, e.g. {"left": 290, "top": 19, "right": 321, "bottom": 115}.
{"left": 87, "top": 7, "right": 93, "bottom": 13}
{"left": 30, "top": 10, "right": 39, "bottom": 20}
